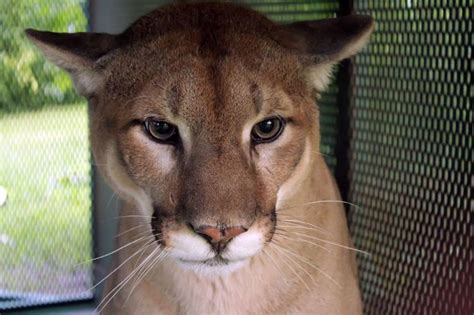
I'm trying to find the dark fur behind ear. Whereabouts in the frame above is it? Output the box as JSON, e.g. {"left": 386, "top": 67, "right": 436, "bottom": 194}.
{"left": 25, "top": 29, "right": 118, "bottom": 64}
{"left": 277, "top": 15, "right": 374, "bottom": 63}
{"left": 25, "top": 29, "right": 118, "bottom": 96}
{"left": 274, "top": 15, "right": 374, "bottom": 92}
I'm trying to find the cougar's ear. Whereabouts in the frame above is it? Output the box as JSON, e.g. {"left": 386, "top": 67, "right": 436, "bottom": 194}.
{"left": 25, "top": 29, "right": 119, "bottom": 97}
{"left": 277, "top": 15, "right": 374, "bottom": 92}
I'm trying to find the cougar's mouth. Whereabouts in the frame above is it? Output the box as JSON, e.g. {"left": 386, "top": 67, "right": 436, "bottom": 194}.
{"left": 150, "top": 204, "right": 277, "bottom": 274}
{"left": 179, "top": 255, "right": 237, "bottom": 266}
{"left": 177, "top": 255, "right": 250, "bottom": 276}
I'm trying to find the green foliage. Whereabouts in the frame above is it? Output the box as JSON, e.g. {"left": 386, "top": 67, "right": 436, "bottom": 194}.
{"left": 0, "top": 0, "right": 87, "bottom": 113}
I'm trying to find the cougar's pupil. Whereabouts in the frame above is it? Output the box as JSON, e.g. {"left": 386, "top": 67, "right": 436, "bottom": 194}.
{"left": 251, "top": 117, "right": 284, "bottom": 143}
{"left": 145, "top": 118, "right": 177, "bottom": 142}
{"left": 259, "top": 120, "right": 274, "bottom": 133}
{"left": 155, "top": 121, "right": 171, "bottom": 134}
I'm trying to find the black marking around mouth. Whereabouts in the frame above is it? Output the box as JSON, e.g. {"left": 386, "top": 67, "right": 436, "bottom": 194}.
{"left": 151, "top": 205, "right": 165, "bottom": 245}
{"left": 266, "top": 208, "right": 277, "bottom": 243}
{"left": 179, "top": 255, "right": 244, "bottom": 267}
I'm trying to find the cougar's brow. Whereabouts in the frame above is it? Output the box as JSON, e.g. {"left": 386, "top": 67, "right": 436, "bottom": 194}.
{"left": 260, "top": 96, "right": 293, "bottom": 119}
{"left": 120, "top": 94, "right": 176, "bottom": 128}
{"left": 166, "top": 84, "right": 180, "bottom": 116}
{"left": 250, "top": 82, "right": 263, "bottom": 113}
{"left": 249, "top": 83, "right": 294, "bottom": 118}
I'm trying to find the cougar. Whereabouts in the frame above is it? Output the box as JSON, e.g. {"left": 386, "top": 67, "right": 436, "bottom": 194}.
{"left": 26, "top": 2, "right": 373, "bottom": 314}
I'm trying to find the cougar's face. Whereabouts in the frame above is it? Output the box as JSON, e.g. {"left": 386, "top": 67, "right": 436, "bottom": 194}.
{"left": 26, "top": 1, "right": 373, "bottom": 275}
{"left": 90, "top": 35, "right": 317, "bottom": 274}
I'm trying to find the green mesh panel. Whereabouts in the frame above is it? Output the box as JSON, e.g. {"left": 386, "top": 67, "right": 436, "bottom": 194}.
{"left": 0, "top": 0, "right": 93, "bottom": 310}
{"left": 350, "top": 1, "right": 473, "bottom": 314}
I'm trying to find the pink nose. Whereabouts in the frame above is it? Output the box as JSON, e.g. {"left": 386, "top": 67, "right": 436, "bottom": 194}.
{"left": 193, "top": 225, "right": 247, "bottom": 252}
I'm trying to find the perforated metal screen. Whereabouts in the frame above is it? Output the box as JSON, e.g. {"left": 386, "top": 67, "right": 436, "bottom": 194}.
{"left": 350, "top": 1, "right": 473, "bottom": 314}
{"left": 0, "top": 0, "right": 93, "bottom": 311}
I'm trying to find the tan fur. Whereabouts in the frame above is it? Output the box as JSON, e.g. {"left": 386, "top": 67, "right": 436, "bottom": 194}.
{"left": 105, "top": 158, "right": 360, "bottom": 314}
{"left": 26, "top": 2, "right": 374, "bottom": 314}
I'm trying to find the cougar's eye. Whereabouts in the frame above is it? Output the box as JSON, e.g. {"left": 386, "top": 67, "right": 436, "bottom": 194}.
{"left": 144, "top": 118, "right": 178, "bottom": 143}
{"left": 251, "top": 116, "right": 285, "bottom": 144}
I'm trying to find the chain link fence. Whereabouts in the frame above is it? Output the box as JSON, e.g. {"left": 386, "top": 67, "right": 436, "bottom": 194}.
{"left": 0, "top": 0, "right": 93, "bottom": 310}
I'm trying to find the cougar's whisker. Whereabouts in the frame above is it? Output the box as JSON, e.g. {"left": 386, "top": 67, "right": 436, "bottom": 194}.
{"left": 277, "top": 224, "right": 328, "bottom": 235}
{"left": 100, "top": 214, "right": 155, "bottom": 225}
{"left": 78, "top": 235, "right": 152, "bottom": 266}
{"left": 291, "top": 232, "right": 370, "bottom": 256}
{"left": 125, "top": 249, "right": 168, "bottom": 304}
{"left": 105, "top": 192, "right": 118, "bottom": 210}
{"left": 261, "top": 248, "right": 283, "bottom": 275}
{"left": 272, "top": 242, "right": 316, "bottom": 285}
{"left": 133, "top": 248, "right": 167, "bottom": 287}
{"left": 96, "top": 245, "right": 161, "bottom": 314}
{"left": 272, "top": 227, "right": 295, "bottom": 239}
{"left": 276, "top": 224, "right": 368, "bottom": 256}
{"left": 127, "top": 229, "right": 155, "bottom": 241}
{"left": 132, "top": 233, "right": 162, "bottom": 270}
{"left": 116, "top": 224, "right": 151, "bottom": 238}
{"left": 273, "top": 226, "right": 291, "bottom": 234}
{"left": 274, "top": 242, "right": 341, "bottom": 289}
{"left": 272, "top": 229, "right": 290, "bottom": 236}
{"left": 273, "top": 232, "right": 330, "bottom": 253}
{"left": 89, "top": 237, "right": 157, "bottom": 291}
{"left": 277, "top": 215, "right": 328, "bottom": 233}
{"left": 269, "top": 243, "right": 312, "bottom": 291}
{"left": 268, "top": 245, "right": 306, "bottom": 289}
{"left": 277, "top": 200, "right": 364, "bottom": 213}
{"left": 134, "top": 232, "right": 161, "bottom": 260}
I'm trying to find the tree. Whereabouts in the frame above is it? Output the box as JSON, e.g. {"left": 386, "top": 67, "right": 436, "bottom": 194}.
{"left": 0, "top": 0, "right": 87, "bottom": 113}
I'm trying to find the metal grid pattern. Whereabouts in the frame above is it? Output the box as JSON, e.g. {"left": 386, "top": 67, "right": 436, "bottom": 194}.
{"left": 243, "top": 0, "right": 340, "bottom": 170}
{"left": 0, "top": 0, "right": 93, "bottom": 310}
{"left": 349, "top": 1, "right": 473, "bottom": 314}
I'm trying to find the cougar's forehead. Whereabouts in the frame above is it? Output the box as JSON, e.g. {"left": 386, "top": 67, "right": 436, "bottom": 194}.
{"left": 101, "top": 30, "right": 307, "bottom": 129}
{"left": 162, "top": 57, "right": 254, "bottom": 126}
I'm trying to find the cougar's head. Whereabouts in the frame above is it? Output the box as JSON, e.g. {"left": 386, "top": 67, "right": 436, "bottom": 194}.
{"left": 27, "top": 3, "right": 373, "bottom": 274}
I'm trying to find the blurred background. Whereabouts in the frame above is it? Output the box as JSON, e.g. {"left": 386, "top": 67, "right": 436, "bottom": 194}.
{"left": 0, "top": 0, "right": 471, "bottom": 314}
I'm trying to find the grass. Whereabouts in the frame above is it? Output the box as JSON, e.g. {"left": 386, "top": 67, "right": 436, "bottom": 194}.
{"left": 0, "top": 104, "right": 93, "bottom": 296}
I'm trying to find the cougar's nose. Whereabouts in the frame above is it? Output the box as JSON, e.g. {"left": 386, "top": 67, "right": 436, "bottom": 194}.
{"left": 193, "top": 225, "right": 247, "bottom": 252}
